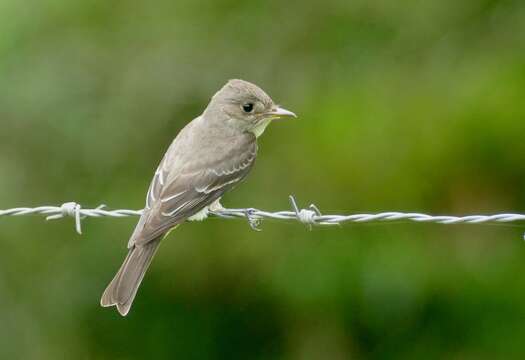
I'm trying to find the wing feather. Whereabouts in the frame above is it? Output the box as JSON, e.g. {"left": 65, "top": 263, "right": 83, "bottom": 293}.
{"left": 129, "top": 133, "right": 257, "bottom": 247}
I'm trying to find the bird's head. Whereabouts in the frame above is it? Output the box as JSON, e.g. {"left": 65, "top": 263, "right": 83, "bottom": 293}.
{"left": 205, "top": 79, "right": 296, "bottom": 137}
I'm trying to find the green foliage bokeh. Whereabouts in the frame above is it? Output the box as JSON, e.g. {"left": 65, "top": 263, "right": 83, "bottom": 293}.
{"left": 1, "top": 0, "right": 525, "bottom": 358}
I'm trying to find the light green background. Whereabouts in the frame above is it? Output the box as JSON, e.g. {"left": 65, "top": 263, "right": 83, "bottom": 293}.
{"left": 1, "top": 1, "right": 525, "bottom": 358}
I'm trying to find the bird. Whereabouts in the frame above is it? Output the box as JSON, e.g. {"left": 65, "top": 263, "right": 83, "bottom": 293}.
{"left": 100, "top": 79, "right": 297, "bottom": 316}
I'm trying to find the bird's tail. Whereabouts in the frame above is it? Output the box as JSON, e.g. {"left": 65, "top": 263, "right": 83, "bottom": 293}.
{"left": 100, "top": 238, "right": 161, "bottom": 316}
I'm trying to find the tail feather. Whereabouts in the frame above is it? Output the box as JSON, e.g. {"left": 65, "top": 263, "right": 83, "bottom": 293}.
{"left": 101, "top": 238, "right": 161, "bottom": 316}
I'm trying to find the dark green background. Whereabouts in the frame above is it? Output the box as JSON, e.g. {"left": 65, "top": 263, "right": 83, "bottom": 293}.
{"left": 1, "top": 0, "right": 525, "bottom": 358}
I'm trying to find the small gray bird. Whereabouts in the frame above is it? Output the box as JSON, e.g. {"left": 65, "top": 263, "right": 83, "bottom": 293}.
{"left": 101, "top": 79, "right": 296, "bottom": 315}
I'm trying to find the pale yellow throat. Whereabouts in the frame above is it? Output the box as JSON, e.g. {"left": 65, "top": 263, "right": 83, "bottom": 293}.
{"left": 251, "top": 118, "right": 275, "bottom": 138}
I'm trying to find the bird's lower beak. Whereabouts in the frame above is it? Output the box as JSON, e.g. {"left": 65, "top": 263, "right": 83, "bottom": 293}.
{"left": 267, "top": 106, "right": 297, "bottom": 119}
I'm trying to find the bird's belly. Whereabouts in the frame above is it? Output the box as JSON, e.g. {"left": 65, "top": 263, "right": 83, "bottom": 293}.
{"left": 187, "top": 206, "right": 210, "bottom": 221}
{"left": 187, "top": 198, "right": 222, "bottom": 221}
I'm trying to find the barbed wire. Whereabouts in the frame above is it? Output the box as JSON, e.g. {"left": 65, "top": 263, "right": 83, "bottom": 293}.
{"left": 1, "top": 196, "right": 525, "bottom": 239}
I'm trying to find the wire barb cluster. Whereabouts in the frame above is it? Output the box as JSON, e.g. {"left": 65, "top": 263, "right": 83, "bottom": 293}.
{"left": 2, "top": 196, "right": 524, "bottom": 238}
{"left": 0, "top": 204, "right": 142, "bottom": 234}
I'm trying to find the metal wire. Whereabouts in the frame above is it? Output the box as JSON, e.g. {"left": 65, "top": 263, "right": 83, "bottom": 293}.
{"left": 1, "top": 196, "right": 524, "bottom": 237}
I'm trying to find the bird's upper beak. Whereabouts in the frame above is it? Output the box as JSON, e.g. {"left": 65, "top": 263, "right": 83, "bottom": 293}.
{"left": 266, "top": 106, "right": 297, "bottom": 119}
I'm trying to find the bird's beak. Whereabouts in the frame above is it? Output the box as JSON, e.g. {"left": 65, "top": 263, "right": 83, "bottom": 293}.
{"left": 267, "top": 106, "right": 297, "bottom": 119}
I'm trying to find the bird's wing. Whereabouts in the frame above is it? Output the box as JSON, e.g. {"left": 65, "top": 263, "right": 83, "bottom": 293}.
{"left": 129, "top": 133, "right": 257, "bottom": 247}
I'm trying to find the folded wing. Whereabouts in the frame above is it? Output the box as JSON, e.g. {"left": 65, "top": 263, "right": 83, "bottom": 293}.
{"left": 129, "top": 133, "right": 257, "bottom": 247}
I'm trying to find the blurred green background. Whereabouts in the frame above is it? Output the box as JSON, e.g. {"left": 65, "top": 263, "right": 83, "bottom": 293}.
{"left": 1, "top": 0, "right": 525, "bottom": 358}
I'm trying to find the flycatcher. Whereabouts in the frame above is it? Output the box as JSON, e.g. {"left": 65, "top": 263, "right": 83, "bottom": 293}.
{"left": 101, "top": 79, "right": 296, "bottom": 315}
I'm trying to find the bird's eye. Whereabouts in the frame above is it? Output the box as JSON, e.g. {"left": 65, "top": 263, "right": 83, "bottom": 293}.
{"left": 242, "top": 103, "right": 254, "bottom": 113}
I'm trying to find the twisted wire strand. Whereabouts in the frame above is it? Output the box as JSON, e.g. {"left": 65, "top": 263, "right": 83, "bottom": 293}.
{"left": 1, "top": 196, "right": 525, "bottom": 237}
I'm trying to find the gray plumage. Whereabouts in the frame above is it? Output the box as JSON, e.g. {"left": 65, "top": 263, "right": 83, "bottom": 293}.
{"left": 100, "top": 79, "right": 296, "bottom": 316}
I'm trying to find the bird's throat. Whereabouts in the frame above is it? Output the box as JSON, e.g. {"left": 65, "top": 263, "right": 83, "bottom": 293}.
{"left": 250, "top": 118, "right": 273, "bottom": 138}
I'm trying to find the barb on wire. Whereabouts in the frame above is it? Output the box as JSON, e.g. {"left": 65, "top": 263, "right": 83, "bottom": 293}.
{"left": 288, "top": 195, "right": 323, "bottom": 230}
{"left": 1, "top": 196, "right": 525, "bottom": 238}
{"left": 0, "top": 203, "right": 142, "bottom": 235}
